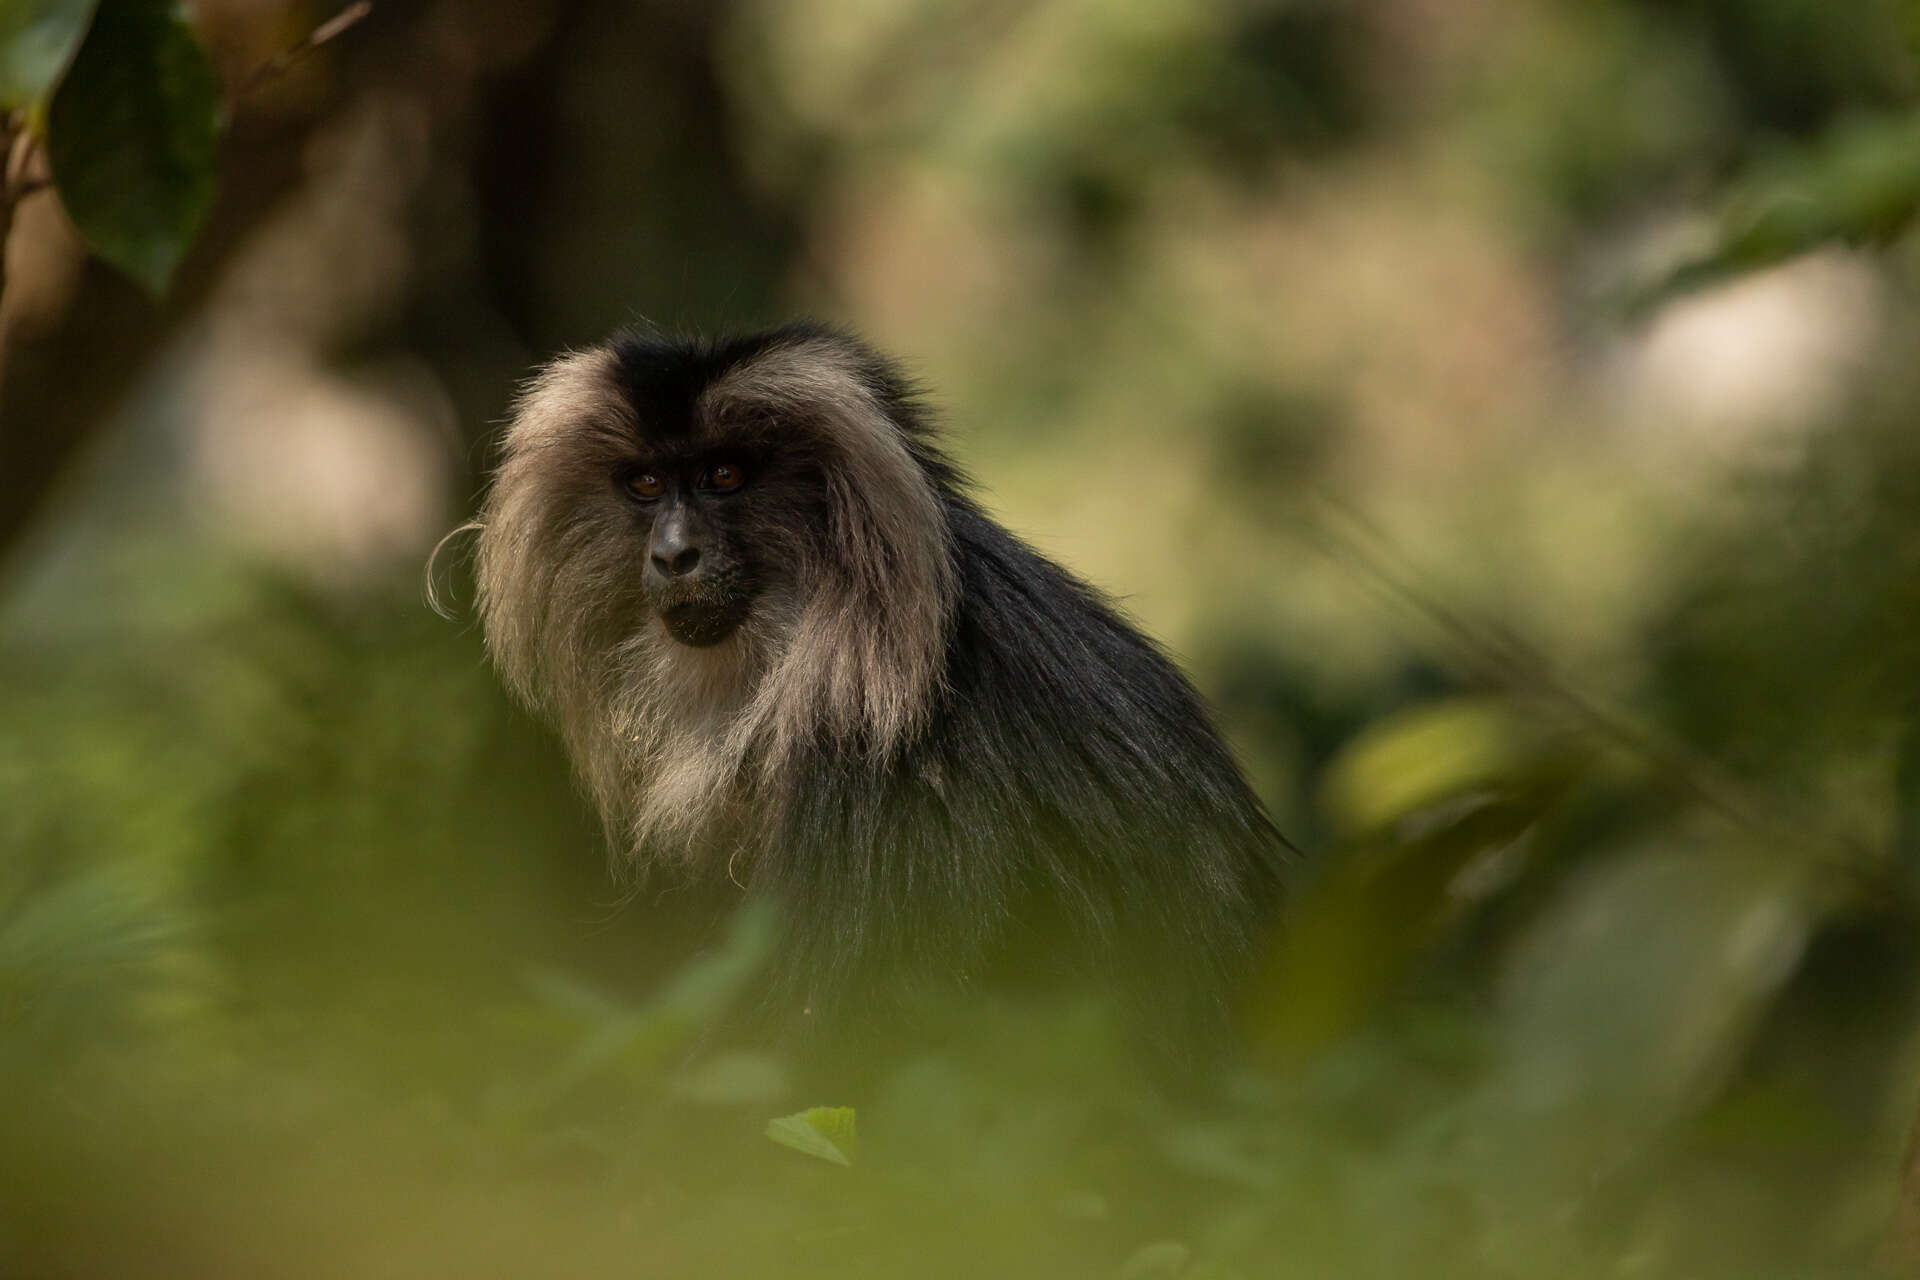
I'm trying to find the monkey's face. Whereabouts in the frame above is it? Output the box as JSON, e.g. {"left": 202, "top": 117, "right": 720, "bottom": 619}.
{"left": 478, "top": 344, "right": 840, "bottom": 673}
{"left": 619, "top": 455, "right": 761, "bottom": 648}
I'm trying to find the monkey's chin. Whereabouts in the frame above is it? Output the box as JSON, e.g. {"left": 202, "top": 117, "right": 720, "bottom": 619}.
{"left": 659, "top": 599, "right": 749, "bottom": 648}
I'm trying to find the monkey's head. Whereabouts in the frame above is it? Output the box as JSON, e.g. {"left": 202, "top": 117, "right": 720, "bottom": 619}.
{"left": 474, "top": 326, "right": 959, "bottom": 863}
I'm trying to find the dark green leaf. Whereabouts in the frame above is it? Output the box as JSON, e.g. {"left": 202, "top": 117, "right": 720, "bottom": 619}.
{"left": 0, "top": 0, "right": 98, "bottom": 107}
{"left": 44, "top": 0, "right": 221, "bottom": 296}
{"left": 1627, "top": 112, "right": 1920, "bottom": 317}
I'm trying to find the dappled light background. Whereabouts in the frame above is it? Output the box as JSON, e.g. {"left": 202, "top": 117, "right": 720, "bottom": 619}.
{"left": 7, "top": 1, "right": 1920, "bottom": 1276}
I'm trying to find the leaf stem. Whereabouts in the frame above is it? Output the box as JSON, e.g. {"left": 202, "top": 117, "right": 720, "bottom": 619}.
{"left": 237, "top": 1, "right": 374, "bottom": 99}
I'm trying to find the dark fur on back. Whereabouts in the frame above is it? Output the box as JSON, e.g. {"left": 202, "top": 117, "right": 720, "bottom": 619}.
{"left": 474, "top": 324, "right": 1286, "bottom": 1054}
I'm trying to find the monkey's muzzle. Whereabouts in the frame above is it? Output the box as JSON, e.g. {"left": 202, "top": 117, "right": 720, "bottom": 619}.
{"left": 656, "top": 589, "right": 752, "bottom": 648}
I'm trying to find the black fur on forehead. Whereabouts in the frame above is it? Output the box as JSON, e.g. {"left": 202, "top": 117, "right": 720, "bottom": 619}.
{"left": 606, "top": 323, "right": 936, "bottom": 447}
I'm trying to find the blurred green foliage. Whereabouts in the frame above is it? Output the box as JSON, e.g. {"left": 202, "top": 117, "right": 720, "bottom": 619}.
{"left": 7, "top": 0, "right": 1920, "bottom": 1277}
{"left": 0, "top": 0, "right": 95, "bottom": 108}
{"left": 21, "top": 0, "right": 223, "bottom": 294}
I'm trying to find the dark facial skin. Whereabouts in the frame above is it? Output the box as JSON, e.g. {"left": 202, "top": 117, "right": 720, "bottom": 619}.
{"left": 619, "top": 458, "right": 758, "bottom": 647}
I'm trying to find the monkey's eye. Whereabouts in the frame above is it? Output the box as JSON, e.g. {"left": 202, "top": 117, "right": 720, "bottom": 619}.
{"left": 702, "top": 463, "right": 746, "bottom": 493}
{"left": 625, "top": 472, "right": 665, "bottom": 500}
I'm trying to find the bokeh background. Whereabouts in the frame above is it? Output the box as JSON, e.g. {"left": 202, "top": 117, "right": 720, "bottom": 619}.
{"left": 7, "top": 1, "right": 1920, "bottom": 1275}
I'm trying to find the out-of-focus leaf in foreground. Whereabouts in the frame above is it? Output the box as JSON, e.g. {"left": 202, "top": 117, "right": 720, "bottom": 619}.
{"left": 0, "top": 866, "right": 194, "bottom": 1053}
{"left": 1254, "top": 697, "right": 1585, "bottom": 1063}
{"left": 0, "top": 0, "right": 97, "bottom": 107}
{"left": 501, "top": 900, "right": 779, "bottom": 1118}
{"left": 44, "top": 0, "right": 220, "bottom": 296}
{"left": 1318, "top": 696, "right": 1582, "bottom": 845}
{"left": 766, "top": 1106, "right": 858, "bottom": 1167}
{"left": 1487, "top": 843, "right": 1817, "bottom": 1179}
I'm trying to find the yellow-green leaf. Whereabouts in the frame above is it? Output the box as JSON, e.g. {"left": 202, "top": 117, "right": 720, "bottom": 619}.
{"left": 0, "top": 0, "right": 97, "bottom": 108}
{"left": 1319, "top": 695, "right": 1563, "bottom": 842}
{"left": 765, "top": 1106, "right": 858, "bottom": 1167}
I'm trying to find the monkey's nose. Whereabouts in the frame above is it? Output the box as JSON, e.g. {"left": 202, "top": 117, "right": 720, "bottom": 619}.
{"left": 652, "top": 546, "right": 701, "bottom": 577}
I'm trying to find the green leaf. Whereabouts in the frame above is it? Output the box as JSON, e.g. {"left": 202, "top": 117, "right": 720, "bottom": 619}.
{"left": 521, "top": 965, "right": 630, "bottom": 1022}
{"left": 498, "top": 903, "right": 780, "bottom": 1120}
{"left": 0, "top": 0, "right": 98, "bottom": 108}
{"left": 44, "top": 0, "right": 221, "bottom": 296}
{"left": 0, "top": 865, "right": 194, "bottom": 1047}
{"left": 649, "top": 896, "right": 780, "bottom": 1022}
{"left": 1626, "top": 112, "right": 1920, "bottom": 317}
{"left": 1252, "top": 697, "right": 1586, "bottom": 1063}
{"left": 1318, "top": 695, "right": 1580, "bottom": 843}
{"left": 765, "top": 1106, "right": 858, "bottom": 1167}
{"left": 1485, "top": 843, "right": 1816, "bottom": 1173}
{"left": 1253, "top": 799, "right": 1544, "bottom": 1064}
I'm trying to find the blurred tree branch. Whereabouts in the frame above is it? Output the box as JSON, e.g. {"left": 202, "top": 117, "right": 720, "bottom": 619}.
{"left": 0, "top": 3, "right": 379, "bottom": 572}
{"left": 237, "top": 1, "right": 371, "bottom": 99}
{"left": 0, "top": 135, "right": 308, "bottom": 568}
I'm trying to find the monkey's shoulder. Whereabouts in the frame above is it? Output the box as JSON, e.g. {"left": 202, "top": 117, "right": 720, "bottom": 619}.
{"left": 894, "top": 503, "right": 1277, "bottom": 854}
{"left": 940, "top": 505, "right": 1243, "bottom": 767}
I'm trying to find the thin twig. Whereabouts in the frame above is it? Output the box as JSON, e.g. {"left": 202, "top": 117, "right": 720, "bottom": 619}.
{"left": 238, "top": 1, "right": 373, "bottom": 98}
{"left": 5, "top": 116, "right": 33, "bottom": 190}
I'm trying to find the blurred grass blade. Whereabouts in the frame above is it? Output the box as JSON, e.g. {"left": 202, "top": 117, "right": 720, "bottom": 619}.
{"left": 0, "top": 867, "right": 193, "bottom": 1047}
{"left": 649, "top": 897, "right": 779, "bottom": 1022}
{"left": 44, "top": 0, "right": 221, "bottom": 296}
{"left": 522, "top": 966, "right": 629, "bottom": 1022}
{"left": 507, "top": 901, "right": 780, "bottom": 1116}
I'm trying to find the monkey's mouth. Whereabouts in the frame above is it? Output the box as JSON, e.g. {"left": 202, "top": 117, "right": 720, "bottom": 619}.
{"left": 658, "top": 593, "right": 752, "bottom": 648}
